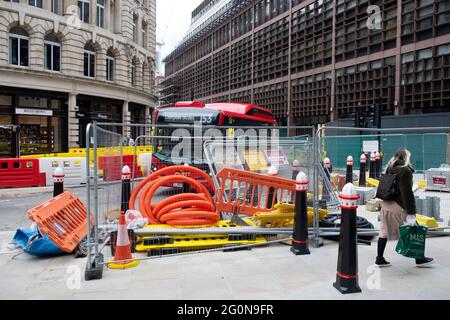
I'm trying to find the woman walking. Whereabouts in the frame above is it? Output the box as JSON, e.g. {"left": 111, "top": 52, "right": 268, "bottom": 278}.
{"left": 376, "top": 148, "right": 434, "bottom": 267}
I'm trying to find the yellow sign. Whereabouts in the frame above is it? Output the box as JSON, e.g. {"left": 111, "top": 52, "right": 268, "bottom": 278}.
{"left": 243, "top": 149, "right": 270, "bottom": 171}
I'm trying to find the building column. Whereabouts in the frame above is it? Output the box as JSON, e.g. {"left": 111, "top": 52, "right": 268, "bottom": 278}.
{"left": 123, "top": 101, "right": 131, "bottom": 138}
{"left": 136, "top": 11, "right": 143, "bottom": 47}
{"left": 145, "top": 105, "right": 152, "bottom": 137}
{"left": 92, "top": 0, "right": 97, "bottom": 26}
{"left": 43, "top": 0, "right": 51, "bottom": 11}
{"left": 395, "top": 0, "right": 403, "bottom": 116}
{"left": 114, "top": 0, "right": 122, "bottom": 34}
{"left": 68, "top": 92, "right": 80, "bottom": 148}
{"left": 105, "top": 0, "right": 111, "bottom": 31}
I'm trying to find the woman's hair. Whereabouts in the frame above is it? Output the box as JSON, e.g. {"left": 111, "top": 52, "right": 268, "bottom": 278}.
{"left": 386, "top": 148, "right": 412, "bottom": 170}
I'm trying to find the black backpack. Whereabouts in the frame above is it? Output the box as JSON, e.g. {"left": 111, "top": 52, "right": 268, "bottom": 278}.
{"left": 376, "top": 172, "right": 399, "bottom": 201}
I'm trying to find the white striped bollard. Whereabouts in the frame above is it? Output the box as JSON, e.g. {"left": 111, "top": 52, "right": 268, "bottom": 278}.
{"left": 291, "top": 172, "right": 310, "bottom": 255}
{"left": 53, "top": 167, "right": 65, "bottom": 197}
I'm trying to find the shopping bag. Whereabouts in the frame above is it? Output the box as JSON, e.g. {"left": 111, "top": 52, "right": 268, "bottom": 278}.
{"left": 395, "top": 224, "right": 427, "bottom": 259}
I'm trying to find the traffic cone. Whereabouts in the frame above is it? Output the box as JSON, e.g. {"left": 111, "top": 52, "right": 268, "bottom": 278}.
{"left": 107, "top": 212, "right": 139, "bottom": 270}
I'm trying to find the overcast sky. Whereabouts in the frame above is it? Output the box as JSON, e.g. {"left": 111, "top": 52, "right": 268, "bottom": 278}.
{"left": 156, "top": 0, "right": 203, "bottom": 61}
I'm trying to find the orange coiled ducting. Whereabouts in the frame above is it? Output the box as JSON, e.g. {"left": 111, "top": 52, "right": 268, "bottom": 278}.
{"left": 129, "top": 166, "right": 219, "bottom": 226}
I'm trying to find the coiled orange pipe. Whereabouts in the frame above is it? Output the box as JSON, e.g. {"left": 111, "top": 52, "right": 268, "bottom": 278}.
{"left": 129, "top": 166, "right": 219, "bottom": 226}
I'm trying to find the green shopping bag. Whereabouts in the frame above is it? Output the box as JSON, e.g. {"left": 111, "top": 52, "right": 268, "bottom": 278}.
{"left": 395, "top": 225, "right": 427, "bottom": 259}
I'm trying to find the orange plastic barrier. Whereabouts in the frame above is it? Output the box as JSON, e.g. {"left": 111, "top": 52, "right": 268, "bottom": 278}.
{"left": 0, "top": 158, "right": 46, "bottom": 188}
{"left": 27, "top": 192, "right": 91, "bottom": 253}
{"left": 215, "top": 167, "right": 297, "bottom": 216}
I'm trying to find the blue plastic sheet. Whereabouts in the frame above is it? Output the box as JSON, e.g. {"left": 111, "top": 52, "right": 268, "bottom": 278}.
{"left": 12, "top": 228, "right": 64, "bottom": 257}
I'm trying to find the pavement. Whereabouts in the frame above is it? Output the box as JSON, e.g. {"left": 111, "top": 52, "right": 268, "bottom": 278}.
{"left": 0, "top": 177, "right": 449, "bottom": 300}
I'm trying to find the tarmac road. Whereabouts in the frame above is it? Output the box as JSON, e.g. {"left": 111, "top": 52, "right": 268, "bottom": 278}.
{"left": 0, "top": 183, "right": 169, "bottom": 232}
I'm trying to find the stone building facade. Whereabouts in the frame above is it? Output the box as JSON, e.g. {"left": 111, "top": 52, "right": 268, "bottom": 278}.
{"left": 0, "top": 0, "right": 157, "bottom": 157}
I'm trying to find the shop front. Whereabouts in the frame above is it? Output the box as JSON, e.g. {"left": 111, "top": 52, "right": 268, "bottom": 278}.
{"left": 0, "top": 87, "right": 68, "bottom": 158}
{"left": 77, "top": 95, "right": 123, "bottom": 147}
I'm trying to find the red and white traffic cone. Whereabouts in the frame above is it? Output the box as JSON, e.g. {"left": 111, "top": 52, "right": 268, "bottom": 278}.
{"left": 107, "top": 212, "right": 139, "bottom": 270}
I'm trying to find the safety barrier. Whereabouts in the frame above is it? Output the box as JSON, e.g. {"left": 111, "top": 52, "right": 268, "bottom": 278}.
{"left": 39, "top": 157, "right": 87, "bottom": 186}
{"left": 27, "top": 192, "right": 90, "bottom": 253}
{"left": 215, "top": 167, "right": 297, "bottom": 216}
{"left": 0, "top": 158, "right": 46, "bottom": 188}
{"left": 98, "top": 154, "right": 143, "bottom": 181}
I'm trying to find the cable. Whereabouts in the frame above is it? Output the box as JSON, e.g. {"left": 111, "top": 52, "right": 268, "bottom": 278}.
{"left": 129, "top": 166, "right": 219, "bottom": 226}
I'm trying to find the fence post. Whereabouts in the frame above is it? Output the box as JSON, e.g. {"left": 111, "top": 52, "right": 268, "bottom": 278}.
{"left": 333, "top": 183, "right": 361, "bottom": 294}
{"left": 346, "top": 156, "right": 353, "bottom": 185}
{"left": 53, "top": 167, "right": 65, "bottom": 197}
{"left": 359, "top": 154, "right": 366, "bottom": 187}
{"left": 291, "top": 172, "right": 310, "bottom": 255}
{"left": 267, "top": 165, "right": 279, "bottom": 208}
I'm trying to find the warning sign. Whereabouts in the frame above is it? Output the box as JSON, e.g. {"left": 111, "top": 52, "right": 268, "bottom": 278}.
{"left": 264, "top": 149, "right": 290, "bottom": 167}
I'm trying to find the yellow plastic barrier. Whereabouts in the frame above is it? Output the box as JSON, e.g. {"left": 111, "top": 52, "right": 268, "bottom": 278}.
{"left": 253, "top": 203, "right": 328, "bottom": 228}
{"left": 367, "top": 178, "right": 380, "bottom": 187}
{"left": 22, "top": 146, "right": 153, "bottom": 165}
{"left": 135, "top": 219, "right": 266, "bottom": 253}
{"left": 416, "top": 215, "right": 440, "bottom": 229}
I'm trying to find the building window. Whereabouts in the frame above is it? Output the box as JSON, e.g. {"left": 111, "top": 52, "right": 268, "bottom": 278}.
{"left": 131, "top": 59, "right": 137, "bottom": 86}
{"left": 142, "top": 64, "right": 146, "bottom": 88}
{"left": 106, "top": 50, "right": 115, "bottom": 82}
{"left": 141, "top": 24, "right": 146, "bottom": 47}
{"left": 44, "top": 34, "right": 61, "bottom": 72}
{"left": 132, "top": 16, "right": 137, "bottom": 42}
{"left": 28, "top": 0, "right": 43, "bottom": 8}
{"left": 96, "top": 0, "right": 105, "bottom": 28}
{"left": 9, "top": 27, "right": 29, "bottom": 67}
{"left": 51, "top": 0, "right": 59, "bottom": 14}
{"left": 78, "top": 0, "right": 90, "bottom": 23}
{"left": 84, "top": 43, "right": 96, "bottom": 78}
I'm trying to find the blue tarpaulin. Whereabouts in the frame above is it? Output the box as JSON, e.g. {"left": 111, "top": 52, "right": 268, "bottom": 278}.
{"left": 12, "top": 228, "right": 64, "bottom": 257}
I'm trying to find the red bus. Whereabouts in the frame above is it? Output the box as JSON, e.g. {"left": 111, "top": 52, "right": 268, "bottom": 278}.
{"left": 151, "top": 101, "right": 276, "bottom": 182}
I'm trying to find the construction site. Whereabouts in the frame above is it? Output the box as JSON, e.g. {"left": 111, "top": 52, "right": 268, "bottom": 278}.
{"left": 1, "top": 103, "right": 450, "bottom": 299}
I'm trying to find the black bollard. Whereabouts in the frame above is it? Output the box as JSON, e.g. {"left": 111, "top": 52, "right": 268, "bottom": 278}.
{"left": 53, "top": 167, "right": 65, "bottom": 197}
{"left": 345, "top": 156, "right": 353, "bottom": 185}
{"left": 376, "top": 152, "right": 382, "bottom": 179}
{"left": 333, "top": 183, "right": 362, "bottom": 294}
{"left": 291, "top": 172, "right": 310, "bottom": 255}
{"left": 121, "top": 165, "right": 131, "bottom": 213}
{"left": 358, "top": 154, "right": 366, "bottom": 187}
{"left": 291, "top": 160, "right": 300, "bottom": 202}
{"left": 266, "top": 165, "right": 278, "bottom": 209}
{"left": 369, "top": 153, "right": 376, "bottom": 179}
{"left": 324, "top": 157, "right": 332, "bottom": 175}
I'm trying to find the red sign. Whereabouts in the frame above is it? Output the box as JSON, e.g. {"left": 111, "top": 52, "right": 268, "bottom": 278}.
{"left": 432, "top": 176, "right": 447, "bottom": 186}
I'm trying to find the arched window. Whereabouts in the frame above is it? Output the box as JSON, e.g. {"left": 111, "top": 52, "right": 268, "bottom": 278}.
{"left": 106, "top": 49, "right": 115, "bottom": 82}
{"left": 44, "top": 34, "right": 61, "bottom": 71}
{"left": 131, "top": 58, "right": 137, "bottom": 86}
{"left": 9, "top": 26, "right": 29, "bottom": 67}
{"left": 84, "top": 43, "right": 95, "bottom": 78}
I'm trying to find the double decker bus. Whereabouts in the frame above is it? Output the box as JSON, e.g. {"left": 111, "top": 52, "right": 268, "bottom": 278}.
{"left": 151, "top": 101, "right": 276, "bottom": 180}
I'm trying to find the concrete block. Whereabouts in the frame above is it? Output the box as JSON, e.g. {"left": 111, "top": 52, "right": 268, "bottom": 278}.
{"left": 355, "top": 186, "right": 377, "bottom": 205}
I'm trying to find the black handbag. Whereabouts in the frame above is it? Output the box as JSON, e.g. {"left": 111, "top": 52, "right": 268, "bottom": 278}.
{"left": 376, "top": 173, "right": 399, "bottom": 200}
